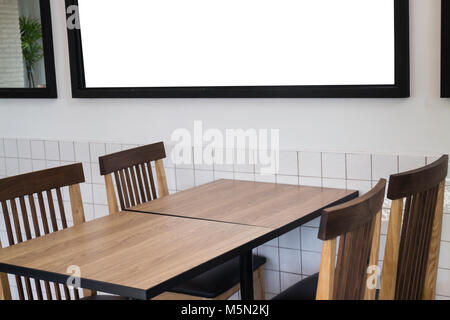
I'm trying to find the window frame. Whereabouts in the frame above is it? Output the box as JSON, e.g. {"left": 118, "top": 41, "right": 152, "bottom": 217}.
{"left": 66, "top": 0, "right": 410, "bottom": 99}
{"left": 0, "top": 0, "right": 57, "bottom": 99}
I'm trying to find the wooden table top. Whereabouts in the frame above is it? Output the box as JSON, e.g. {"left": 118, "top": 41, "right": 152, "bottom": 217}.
{"left": 130, "top": 179, "right": 358, "bottom": 229}
{"left": 0, "top": 211, "right": 270, "bottom": 299}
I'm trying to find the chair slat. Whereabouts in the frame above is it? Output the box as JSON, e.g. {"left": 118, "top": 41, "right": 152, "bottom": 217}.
{"left": 124, "top": 168, "right": 136, "bottom": 206}
{"left": 129, "top": 167, "right": 141, "bottom": 205}
{"left": 46, "top": 190, "right": 59, "bottom": 232}
{"left": 412, "top": 188, "right": 437, "bottom": 298}
{"left": 1, "top": 201, "right": 15, "bottom": 246}
{"left": 135, "top": 165, "right": 147, "bottom": 203}
{"left": 147, "top": 162, "right": 158, "bottom": 199}
{"left": 423, "top": 182, "right": 446, "bottom": 299}
{"left": 15, "top": 277, "right": 25, "bottom": 300}
{"left": 53, "top": 283, "right": 62, "bottom": 300}
{"left": 34, "top": 279, "right": 43, "bottom": 300}
{"left": 74, "top": 288, "right": 80, "bottom": 300}
{"left": 24, "top": 278, "right": 33, "bottom": 300}
{"left": 28, "top": 195, "right": 41, "bottom": 237}
{"left": 10, "top": 199, "right": 23, "bottom": 243}
{"left": 141, "top": 163, "right": 152, "bottom": 201}
{"left": 44, "top": 281, "right": 52, "bottom": 300}
{"left": 332, "top": 232, "right": 349, "bottom": 299}
{"left": 56, "top": 188, "right": 68, "bottom": 229}
{"left": 364, "top": 210, "right": 382, "bottom": 300}
{"left": 395, "top": 193, "right": 419, "bottom": 299}
{"left": 18, "top": 197, "right": 32, "bottom": 240}
{"left": 119, "top": 170, "right": 131, "bottom": 208}
{"left": 113, "top": 172, "right": 125, "bottom": 210}
{"left": 37, "top": 192, "right": 50, "bottom": 235}
{"left": 63, "top": 285, "right": 71, "bottom": 300}
{"left": 17, "top": 197, "right": 37, "bottom": 301}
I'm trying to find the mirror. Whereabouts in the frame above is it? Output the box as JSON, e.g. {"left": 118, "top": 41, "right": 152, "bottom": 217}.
{"left": 66, "top": 0, "right": 409, "bottom": 98}
{"left": 0, "top": 0, "right": 56, "bottom": 98}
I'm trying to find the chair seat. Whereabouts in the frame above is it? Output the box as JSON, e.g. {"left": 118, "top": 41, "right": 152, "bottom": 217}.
{"left": 169, "top": 255, "right": 266, "bottom": 298}
{"left": 272, "top": 273, "right": 319, "bottom": 300}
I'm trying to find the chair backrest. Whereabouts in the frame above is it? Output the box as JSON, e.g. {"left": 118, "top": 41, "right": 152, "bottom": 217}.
{"left": 98, "top": 142, "right": 169, "bottom": 213}
{"left": 316, "top": 179, "right": 386, "bottom": 300}
{"left": 0, "top": 163, "right": 93, "bottom": 300}
{"left": 379, "top": 155, "right": 448, "bottom": 300}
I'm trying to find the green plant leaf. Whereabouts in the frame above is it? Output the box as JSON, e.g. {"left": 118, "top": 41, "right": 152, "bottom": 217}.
{"left": 19, "top": 16, "right": 44, "bottom": 69}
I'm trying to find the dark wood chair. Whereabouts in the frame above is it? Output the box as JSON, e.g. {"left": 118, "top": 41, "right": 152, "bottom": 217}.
{"left": 379, "top": 155, "right": 448, "bottom": 300}
{"left": 98, "top": 142, "right": 266, "bottom": 300}
{"left": 273, "top": 179, "right": 386, "bottom": 300}
{"left": 0, "top": 164, "right": 96, "bottom": 300}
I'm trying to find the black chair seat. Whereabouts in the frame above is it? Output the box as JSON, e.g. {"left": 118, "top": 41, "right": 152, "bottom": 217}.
{"left": 170, "top": 255, "right": 266, "bottom": 298}
{"left": 272, "top": 273, "right": 319, "bottom": 300}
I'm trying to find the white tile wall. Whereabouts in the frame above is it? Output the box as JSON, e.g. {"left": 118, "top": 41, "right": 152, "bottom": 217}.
{"left": 372, "top": 154, "right": 398, "bottom": 180}
{"left": 17, "top": 140, "right": 31, "bottom": 159}
{"left": 346, "top": 153, "right": 371, "bottom": 180}
{"left": 298, "top": 152, "right": 321, "bottom": 177}
{"left": 44, "top": 141, "right": 60, "bottom": 161}
{"left": 322, "top": 153, "right": 346, "bottom": 179}
{"left": 0, "top": 138, "right": 449, "bottom": 300}
{"left": 59, "top": 141, "right": 75, "bottom": 162}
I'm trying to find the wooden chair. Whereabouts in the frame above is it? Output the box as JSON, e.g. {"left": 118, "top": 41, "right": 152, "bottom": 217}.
{"left": 0, "top": 163, "right": 96, "bottom": 300}
{"left": 98, "top": 142, "right": 266, "bottom": 300}
{"left": 379, "top": 155, "right": 448, "bottom": 300}
{"left": 273, "top": 179, "right": 386, "bottom": 300}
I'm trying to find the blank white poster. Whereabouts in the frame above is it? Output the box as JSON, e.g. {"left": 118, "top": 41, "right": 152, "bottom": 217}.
{"left": 78, "top": 0, "right": 395, "bottom": 88}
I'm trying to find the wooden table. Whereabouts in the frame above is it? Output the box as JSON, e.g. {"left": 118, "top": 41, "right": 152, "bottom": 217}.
{"left": 128, "top": 179, "right": 358, "bottom": 299}
{"left": 0, "top": 211, "right": 270, "bottom": 300}
{"left": 130, "top": 180, "right": 358, "bottom": 228}
{"left": 0, "top": 180, "right": 357, "bottom": 300}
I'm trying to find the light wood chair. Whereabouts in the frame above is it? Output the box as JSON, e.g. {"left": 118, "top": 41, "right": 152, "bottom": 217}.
{"left": 0, "top": 163, "right": 96, "bottom": 300}
{"left": 273, "top": 179, "right": 386, "bottom": 300}
{"left": 98, "top": 142, "right": 266, "bottom": 300}
{"left": 379, "top": 155, "right": 448, "bottom": 300}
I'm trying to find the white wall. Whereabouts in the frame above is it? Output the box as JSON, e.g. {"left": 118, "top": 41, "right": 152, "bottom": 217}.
{"left": 0, "top": 0, "right": 448, "bottom": 155}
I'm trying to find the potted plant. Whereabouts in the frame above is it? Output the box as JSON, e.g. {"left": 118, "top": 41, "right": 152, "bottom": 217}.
{"left": 19, "top": 16, "right": 44, "bottom": 88}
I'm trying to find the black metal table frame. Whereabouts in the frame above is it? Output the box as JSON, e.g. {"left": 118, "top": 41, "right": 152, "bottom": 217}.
{"left": 0, "top": 192, "right": 358, "bottom": 300}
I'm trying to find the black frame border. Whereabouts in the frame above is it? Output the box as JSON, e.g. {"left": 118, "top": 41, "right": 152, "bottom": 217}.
{"left": 442, "top": 0, "right": 450, "bottom": 97}
{"left": 66, "top": 0, "right": 410, "bottom": 99}
{"left": 0, "top": 0, "right": 57, "bottom": 99}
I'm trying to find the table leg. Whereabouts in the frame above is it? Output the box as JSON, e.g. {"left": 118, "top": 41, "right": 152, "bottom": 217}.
{"left": 239, "top": 251, "right": 254, "bottom": 300}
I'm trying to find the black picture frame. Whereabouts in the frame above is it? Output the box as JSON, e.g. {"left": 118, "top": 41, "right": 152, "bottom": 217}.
{"left": 0, "top": 0, "right": 57, "bottom": 99}
{"left": 442, "top": 0, "right": 450, "bottom": 97}
{"left": 66, "top": 0, "right": 410, "bottom": 99}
